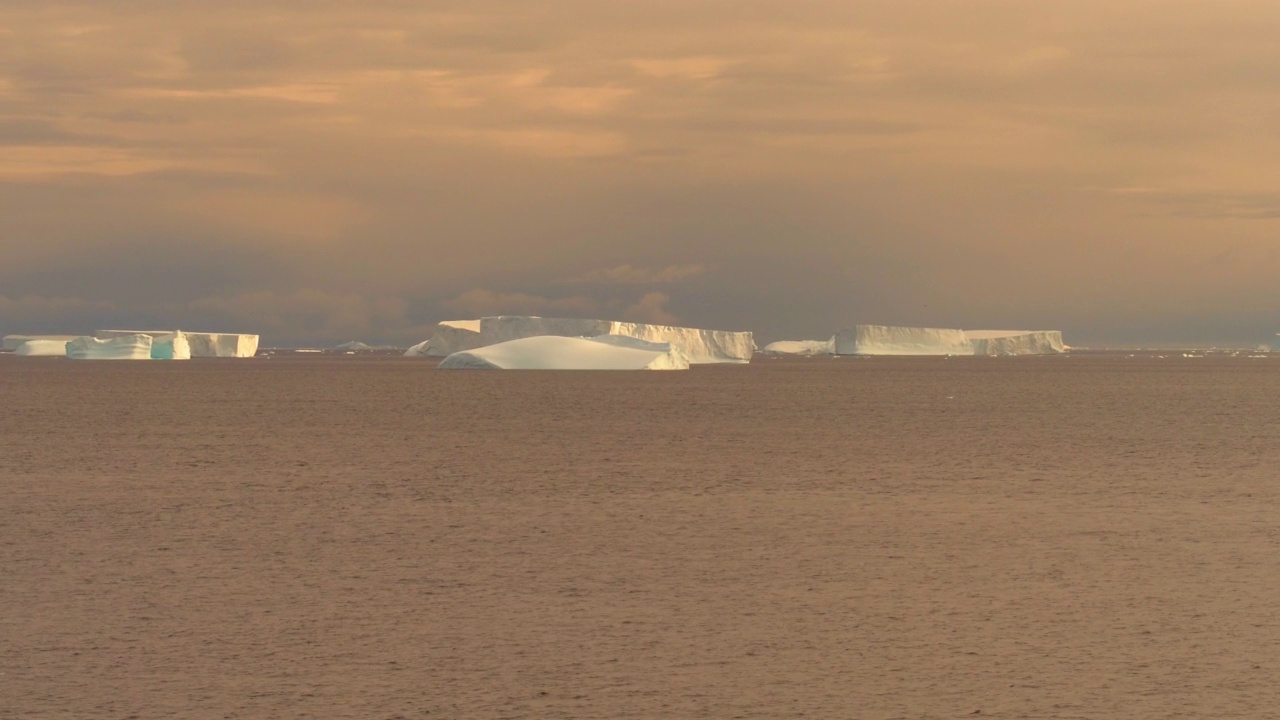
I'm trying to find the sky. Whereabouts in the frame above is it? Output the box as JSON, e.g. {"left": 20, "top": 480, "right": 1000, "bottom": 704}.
{"left": 3, "top": 0, "right": 1280, "bottom": 347}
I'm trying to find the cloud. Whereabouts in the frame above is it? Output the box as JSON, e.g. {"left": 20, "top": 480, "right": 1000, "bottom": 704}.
{"left": 439, "top": 289, "right": 600, "bottom": 319}
{"left": 621, "top": 291, "right": 679, "bottom": 325}
{"left": 186, "top": 289, "right": 428, "bottom": 345}
{"left": 0, "top": 294, "right": 117, "bottom": 334}
{"left": 1110, "top": 188, "right": 1280, "bottom": 220}
{"left": 563, "top": 263, "right": 708, "bottom": 285}
{"left": 5, "top": 2, "right": 1280, "bottom": 346}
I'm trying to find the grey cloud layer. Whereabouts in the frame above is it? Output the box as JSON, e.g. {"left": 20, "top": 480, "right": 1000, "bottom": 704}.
{"left": 3, "top": 1, "right": 1280, "bottom": 345}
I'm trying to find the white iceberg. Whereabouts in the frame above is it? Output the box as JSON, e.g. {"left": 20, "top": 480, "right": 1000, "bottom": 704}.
{"left": 409, "top": 316, "right": 753, "bottom": 364}
{"left": 760, "top": 338, "right": 835, "bottom": 356}
{"left": 608, "top": 321, "right": 754, "bottom": 364}
{"left": 14, "top": 339, "right": 70, "bottom": 357}
{"left": 97, "top": 330, "right": 258, "bottom": 358}
{"left": 405, "top": 319, "right": 483, "bottom": 357}
{"left": 438, "top": 334, "right": 690, "bottom": 370}
{"left": 3, "top": 334, "right": 77, "bottom": 351}
{"left": 149, "top": 332, "right": 191, "bottom": 360}
{"left": 334, "top": 341, "right": 397, "bottom": 352}
{"left": 965, "top": 330, "right": 1066, "bottom": 356}
{"left": 67, "top": 334, "right": 153, "bottom": 360}
{"left": 834, "top": 325, "right": 974, "bottom": 356}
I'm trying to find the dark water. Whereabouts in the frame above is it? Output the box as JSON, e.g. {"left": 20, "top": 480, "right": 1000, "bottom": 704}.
{"left": 4, "top": 354, "right": 1280, "bottom": 718}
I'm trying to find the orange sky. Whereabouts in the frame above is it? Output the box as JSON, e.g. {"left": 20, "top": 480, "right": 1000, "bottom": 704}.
{"left": 3, "top": 1, "right": 1280, "bottom": 345}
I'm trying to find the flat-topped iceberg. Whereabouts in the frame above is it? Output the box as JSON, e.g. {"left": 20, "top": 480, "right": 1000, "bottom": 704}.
{"left": 3, "top": 334, "right": 77, "bottom": 351}
{"left": 835, "top": 325, "right": 974, "bottom": 356}
{"left": 148, "top": 332, "right": 191, "bottom": 360}
{"left": 14, "top": 339, "right": 70, "bottom": 356}
{"left": 760, "top": 338, "right": 835, "bottom": 356}
{"left": 97, "top": 330, "right": 258, "bottom": 358}
{"left": 965, "top": 330, "right": 1065, "bottom": 356}
{"left": 408, "top": 316, "right": 752, "bottom": 364}
{"left": 438, "top": 334, "right": 690, "bottom": 370}
{"left": 833, "top": 325, "right": 1066, "bottom": 356}
{"left": 405, "top": 319, "right": 482, "bottom": 357}
{"left": 608, "top": 321, "right": 754, "bottom": 364}
{"left": 67, "top": 334, "right": 153, "bottom": 360}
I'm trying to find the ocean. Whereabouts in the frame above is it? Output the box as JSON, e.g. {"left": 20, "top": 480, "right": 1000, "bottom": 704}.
{"left": 3, "top": 353, "right": 1279, "bottom": 718}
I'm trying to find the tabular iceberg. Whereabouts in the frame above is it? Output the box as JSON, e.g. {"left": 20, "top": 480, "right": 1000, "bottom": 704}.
{"left": 760, "top": 338, "right": 835, "bottom": 356}
{"left": 148, "top": 332, "right": 191, "bottom": 360}
{"left": 14, "top": 339, "right": 70, "bottom": 356}
{"left": 965, "top": 330, "right": 1065, "bottom": 356}
{"left": 407, "top": 319, "right": 481, "bottom": 356}
{"left": 67, "top": 334, "right": 153, "bottom": 360}
{"left": 608, "top": 322, "right": 754, "bottom": 364}
{"left": 834, "top": 325, "right": 974, "bottom": 356}
{"left": 96, "top": 330, "right": 258, "bottom": 358}
{"left": 405, "top": 319, "right": 483, "bottom": 357}
{"left": 408, "top": 316, "right": 753, "bottom": 364}
{"left": 3, "top": 334, "right": 77, "bottom": 351}
{"left": 438, "top": 335, "right": 690, "bottom": 370}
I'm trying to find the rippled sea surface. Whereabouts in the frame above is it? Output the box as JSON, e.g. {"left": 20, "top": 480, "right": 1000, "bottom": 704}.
{"left": 4, "top": 353, "right": 1280, "bottom": 718}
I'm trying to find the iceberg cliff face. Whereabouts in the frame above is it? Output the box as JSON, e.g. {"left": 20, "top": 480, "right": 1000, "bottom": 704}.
{"left": 4, "top": 335, "right": 77, "bottom": 351}
{"left": 67, "top": 335, "right": 153, "bottom": 360}
{"left": 834, "top": 325, "right": 974, "bottom": 356}
{"left": 405, "top": 319, "right": 483, "bottom": 357}
{"left": 760, "top": 338, "right": 835, "bottom": 356}
{"left": 608, "top": 322, "right": 754, "bottom": 364}
{"left": 149, "top": 332, "right": 191, "bottom": 360}
{"left": 97, "top": 330, "right": 257, "bottom": 357}
{"left": 408, "top": 316, "right": 753, "bottom": 364}
{"left": 965, "top": 330, "right": 1065, "bottom": 356}
{"left": 14, "top": 339, "right": 70, "bottom": 356}
{"left": 484, "top": 316, "right": 613, "bottom": 345}
{"left": 438, "top": 335, "right": 690, "bottom": 370}
{"left": 180, "top": 332, "right": 257, "bottom": 358}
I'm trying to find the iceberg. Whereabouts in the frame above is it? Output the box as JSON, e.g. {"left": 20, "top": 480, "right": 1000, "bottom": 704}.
{"left": 607, "top": 321, "right": 754, "bottom": 364}
{"left": 149, "top": 331, "right": 191, "bottom": 360}
{"left": 176, "top": 332, "right": 257, "bottom": 358}
{"left": 834, "top": 325, "right": 974, "bottom": 356}
{"left": 3, "top": 334, "right": 77, "bottom": 351}
{"left": 14, "top": 339, "right": 70, "bottom": 357}
{"left": 965, "top": 330, "right": 1066, "bottom": 356}
{"left": 760, "top": 338, "right": 835, "bottom": 356}
{"left": 438, "top": 334, "right": 690, "bottom": 370}
{"left": 333, "top": 341, "right": 397, "bottom": 352}
{"left": 408, "top": 316, "right": 753, "bottom": 364}
{"left": 405, "top": 319, "right": 483, "bottom": 357}
{"left": 66, "top": 334, "right": 153, "bottom": 360}
{"left": 97, "top": 330, "right": 258, "bottom": 358}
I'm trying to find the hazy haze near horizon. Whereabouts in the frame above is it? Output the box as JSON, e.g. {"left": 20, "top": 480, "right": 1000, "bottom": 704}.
{"left": 3, "top": 1, "right": 1280, "bottom": 346}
